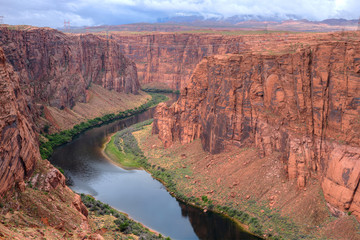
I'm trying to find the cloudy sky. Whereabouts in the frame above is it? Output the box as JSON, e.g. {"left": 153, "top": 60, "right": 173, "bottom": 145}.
{"left": 0, "top": 0, "right": 359, "bottom": 28}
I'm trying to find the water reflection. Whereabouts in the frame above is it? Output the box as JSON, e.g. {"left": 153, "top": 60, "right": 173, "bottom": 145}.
{"left": 179, "top": 202, "right": 261, "bottom": 240}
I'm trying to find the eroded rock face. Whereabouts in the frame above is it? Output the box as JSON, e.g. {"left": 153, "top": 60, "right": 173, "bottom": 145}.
{"left": 72, "top": 194, "right": 89, "bottom": 217}
{"left": 153, "top": 41, "right": 360, "bottom": 219}
{"left": 114, "top": 33, "right": 247, "bottom": 90}
{"left": 0, "top": 47, "right": 40, "bottom": 196}
{"left": 0, "top": 27, "right": 139, "bottom": 109}
{"left": 114, "top": 32, "right": 347, "bottom": 91}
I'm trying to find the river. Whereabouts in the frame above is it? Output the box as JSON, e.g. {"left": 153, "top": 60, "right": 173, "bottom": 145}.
{"left": 50, "top": 99, "right": 259, "bottom": 240}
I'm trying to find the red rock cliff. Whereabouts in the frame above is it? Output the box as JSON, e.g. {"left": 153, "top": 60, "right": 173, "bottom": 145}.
{"left": 114, "top": 32, "right": 336, "bottom": 90}
{"left": 0, "top": 47, "right": 40, "bottom": 196}
{"left": 0, "top": 26, "right": 140, "bottom": 196}
{"left": 0, "top": 27, "right": 139, "bottom": 109}
{"left": 153, "top": 41, "right": 360, "bottom": 219}
{"left": 114, "top": 33, "right": 247, "bottom": 90}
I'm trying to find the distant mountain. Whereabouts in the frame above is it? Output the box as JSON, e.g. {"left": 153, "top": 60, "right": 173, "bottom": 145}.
{"left": 224, "top": 14, "right": 301, "bottom": 23}
{"left": 156, "top": 14, "right": 358, "bottom": 28}
{"left": 319, "top": 18, "right": 358, "bottom": 26}
{"left": 153, "top": 14, "right": 359, "bottom": 32}
{"left": 157, "top": 14, "right": 303, "bottom": 24}
{"left": 69, "top": 15, "right": 358, "bottom": 33}
{"left": 157, "top": 15, "right": 206, "bottom": 23}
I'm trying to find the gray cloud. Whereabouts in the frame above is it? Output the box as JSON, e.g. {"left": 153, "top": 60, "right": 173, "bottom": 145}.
{"left": 0, "top": 0, "right": 359, "bottom": 28}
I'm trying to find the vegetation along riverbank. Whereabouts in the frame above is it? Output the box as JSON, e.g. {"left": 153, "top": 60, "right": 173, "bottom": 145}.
{"left": 104, "top": 119, "right": 360, "bottom": 239}
{"left": 81, "top": 194, "right": 170, "bottom": 239}
{"left": 39, "top": 93, "right": 167, "bottom": 160}
{"left": 104, "top": 120, "right": 271, "bottom": 239}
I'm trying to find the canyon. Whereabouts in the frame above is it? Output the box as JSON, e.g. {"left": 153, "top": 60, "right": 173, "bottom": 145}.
{"left": 153, "top": 34, "right": 360, "bottom": 226}
{"left": 1, "top": 22, "right": 360, "bottom": 238}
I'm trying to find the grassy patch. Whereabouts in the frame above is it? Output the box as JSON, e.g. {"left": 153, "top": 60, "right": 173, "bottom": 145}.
{"left": 39, "top": 93, "right": 168, "bottom": 160}
{"left": 105, "top": 136, "right": 141, "bottom": 168}
{"left": 104, "top": 120, "right": 179, "bottom": 192}
{"left": 104, "top": 119, "right": 154, "bottom": 168}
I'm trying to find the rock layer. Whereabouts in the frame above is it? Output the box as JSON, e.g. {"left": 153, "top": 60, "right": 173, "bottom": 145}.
{"left": 153, "top": 41, "right": 360, "bottom": 219}
{"left": 114, "top": 33, "right": 247, "bottom": 90}
{"left": 0, "top": 27, "right": 139, "bottom": 109}
{"left": 114, "top": 32, "right": 344, "bottom": 90}
{"left": 0, "top": 47, "right": 40, "bottom": 195}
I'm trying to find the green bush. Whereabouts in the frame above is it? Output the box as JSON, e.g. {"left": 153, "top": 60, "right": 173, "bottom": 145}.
{"left": 114, "top": 219, "right": 129, "bottom": 232}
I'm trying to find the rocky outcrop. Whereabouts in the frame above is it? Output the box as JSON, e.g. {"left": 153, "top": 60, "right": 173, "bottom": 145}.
{"left": 153, "top": 41, "right": 360, "bottom": 219}
{"left": 29, "top": 159, "right": 89, "bottom": 218}
{"left": 0, "top": 27, "right": 139, "bottom": 109}
{"left": 0, "top": 47, "right": 39, "bottom": 196}
{"left": 114, "top": 33, "right": 247, "bottom": 90}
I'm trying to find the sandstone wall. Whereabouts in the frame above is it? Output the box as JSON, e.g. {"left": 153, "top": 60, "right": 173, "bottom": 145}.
{"left": 114, "top": 32, "right": 337, "bottom": 91}
{"left": 153, "top": 41, "right": 360, "bottom": 218}
{"left": 0, "top": 47, "right": 40, "bottom": 195}
{"left": 0, "top": 27, "right": 139, "bottom": 109}
{"left": 114, "top": 33, "right": 248, "bottom": 90}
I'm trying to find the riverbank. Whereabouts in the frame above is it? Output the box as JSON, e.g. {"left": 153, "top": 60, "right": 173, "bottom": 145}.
{"left": 6, "top": 93, "right": 171, "bottom": 239}
{"left": 0, "top": 156, "right": 168, "bottom": 239}
{"left": 80, "top": 194, "right": 168, "bottom": 239}
{"left": 103, "top": 119, "right": 153, "bottom": 169}
{"left": 103, "top": 120, "right": 360, "bottom": 240}
{"left": 102, "top": 120, "right": 264, "bottom": 238}
{"left": 40, "top": 93, "right": 168, "bottom": 160}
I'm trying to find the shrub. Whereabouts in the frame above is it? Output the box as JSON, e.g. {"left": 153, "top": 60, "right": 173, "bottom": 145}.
{"left": 43, "top": 124, "right": 50, "bottom": 133}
